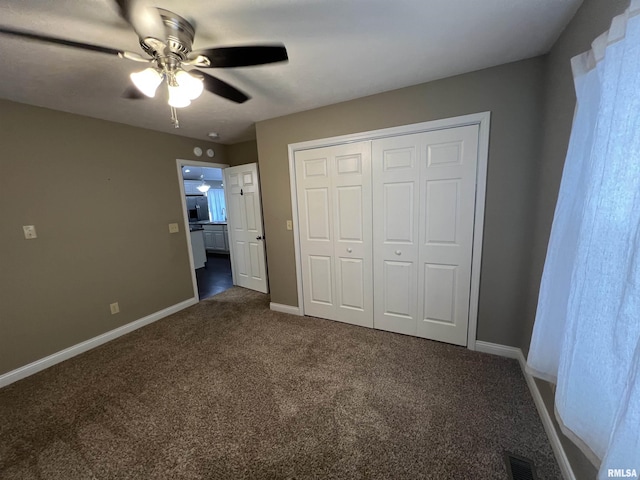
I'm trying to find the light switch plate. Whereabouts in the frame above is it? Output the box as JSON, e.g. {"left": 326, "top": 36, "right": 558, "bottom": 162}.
{"left": 169, "top": 223, "right": 179, "bottom": 233}
{"left": 110, "top": 302, "right": 120, "bottom": 314}
{"left": 23, "top": 225, "right": 37, "bottom": 239}
{"left": 286, "top": 220, "right": 293, "bottom": 231}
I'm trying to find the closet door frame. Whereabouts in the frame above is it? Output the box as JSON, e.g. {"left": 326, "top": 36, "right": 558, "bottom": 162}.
{"left": 287, "top": 112, "right": 490, "bottom": 351}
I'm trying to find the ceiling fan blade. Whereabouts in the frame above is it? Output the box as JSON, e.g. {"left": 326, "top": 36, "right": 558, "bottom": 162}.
{"left": 114, "top": 0, "right": 165, "bottom": 41}
{"left": 118, "top": 51, "right": 152, "bottom": 63}
{"left": 191, "top": 70, "right": 250, "bottom": 104}
{"left": 0, "top": 26, "right": 125, "bottom": 56}
{"left": 189, "top": 45, "right": 288, "bottom": 68}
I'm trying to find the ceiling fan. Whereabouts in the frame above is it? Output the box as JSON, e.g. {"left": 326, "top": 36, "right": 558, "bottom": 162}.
{"left": 0, "top": 0, "right": 289, "bottom": 128}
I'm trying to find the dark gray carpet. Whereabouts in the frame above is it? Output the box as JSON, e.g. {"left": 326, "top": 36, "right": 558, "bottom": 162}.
{"left": 0, "top": 287, "right": 561, "bottom": 479}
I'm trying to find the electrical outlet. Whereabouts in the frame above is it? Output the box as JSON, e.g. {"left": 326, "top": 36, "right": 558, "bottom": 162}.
{"left": 286, "top": 220, "right": 293, "bottom": 230}
{"left": 169, "top": 223, "right": 179, "bottom": 233}
{"left": 23, "top": 225, "right": 37, "bottom": 239}
{"left": 110, "top": 302, "right": 120, "bottom": 315}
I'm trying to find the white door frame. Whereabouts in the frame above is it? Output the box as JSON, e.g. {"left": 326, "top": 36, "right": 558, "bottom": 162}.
{"left": 287, "top": 112, "right": 490, "bottom": 350}
{"left": 176, "top": 159, "right": 230, "bottom": 301}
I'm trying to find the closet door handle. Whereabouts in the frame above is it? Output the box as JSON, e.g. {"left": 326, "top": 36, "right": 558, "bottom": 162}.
{"left": 347, "top": 248, "right": 352, "bottom": 253}
{"left": 395, "top": 250, "right": 402, "bottom": 256}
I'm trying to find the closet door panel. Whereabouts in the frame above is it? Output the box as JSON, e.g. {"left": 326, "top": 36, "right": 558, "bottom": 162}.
{"left": 308, "top": 255, "right": 333, "bottom": 305}
{"left": 423, "top": 263, "right": 458, "bottom": 325}
{"left": 336, "top": 186, "right": 363, "bottom": 242}
{"left": 384, "top": 182, "right": 415, "bottom": 243}
{"left": 337, "top": 258, "right": 364, "bottom": 309}
{"left": 332, "top": 145, "right": 373, "bottom": 328}
{"left": 381, "top": 260, "right": 415, "bottom": 334}
{"left": 417, "top": 125, "right": 479, "bottom": 346}
{"left": 296, "top": 151, "right": 336, "bottom": 320}
{"left": 372, "top": 134, "right": 422, "bottom": 335}
{"left": 305, "top": 188, "right": 331, "bottom": 241}
{"left": 295, "top": 142, "right": 372, "bottom": 327}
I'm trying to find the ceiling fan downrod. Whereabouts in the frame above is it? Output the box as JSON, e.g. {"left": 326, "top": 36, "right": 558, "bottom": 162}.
{"left": 170, "top": 106, "right": 180, "bottom": 129}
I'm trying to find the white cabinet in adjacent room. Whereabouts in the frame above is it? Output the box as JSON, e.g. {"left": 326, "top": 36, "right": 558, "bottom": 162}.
{"left": 190, "top": 230, "right": 206, "bottom": 269}
{"left": 203, "top": 224, "right": 229, "bottom": 253}
{"left": 204, "top": 231, "right": 215, "bottom": 249}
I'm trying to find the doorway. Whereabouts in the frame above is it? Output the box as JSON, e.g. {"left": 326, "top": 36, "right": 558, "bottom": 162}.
{"left": 177, "top": 159, "right": 233, "bottom": 301}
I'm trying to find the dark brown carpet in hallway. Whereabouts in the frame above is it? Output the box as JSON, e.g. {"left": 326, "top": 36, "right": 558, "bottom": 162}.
{"left": 0, "top": 288, "right": 561, "bottom": 479}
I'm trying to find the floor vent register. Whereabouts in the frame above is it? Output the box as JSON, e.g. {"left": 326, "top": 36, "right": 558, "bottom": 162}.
{"left": 504, "top": 452, "right": 539, "bottom": 480}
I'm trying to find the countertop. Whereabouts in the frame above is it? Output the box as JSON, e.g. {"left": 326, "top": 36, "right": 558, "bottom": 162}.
{"left": 189, "top": 221, "right": 227, "bottom": 232}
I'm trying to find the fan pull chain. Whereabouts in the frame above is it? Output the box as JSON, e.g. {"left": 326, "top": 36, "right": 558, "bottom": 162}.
{"left": 170, "top": 106, "right": 180, "bottom": 128}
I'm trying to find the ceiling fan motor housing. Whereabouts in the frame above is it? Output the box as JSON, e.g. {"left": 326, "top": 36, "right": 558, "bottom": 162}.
{"left": 140, "top": 8, "right": 195, "bottom": 61}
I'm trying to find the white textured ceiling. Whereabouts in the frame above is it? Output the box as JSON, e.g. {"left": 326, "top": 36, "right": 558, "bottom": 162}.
{"left": 0, "top": 0, "right": 581, "bottom": 144}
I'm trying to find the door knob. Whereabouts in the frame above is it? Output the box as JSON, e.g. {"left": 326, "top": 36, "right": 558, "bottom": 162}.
{"left": 256, "top": 236, "right": 263, "bottom": 240}
{"left": 395, "top": 250, "right": 402, "bottom": 255}
{"left": 347, "top": 248, "right": 352, "bottom": 253}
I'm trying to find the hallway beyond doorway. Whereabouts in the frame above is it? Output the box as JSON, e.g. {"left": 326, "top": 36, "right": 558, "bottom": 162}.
{"left": 196, "top": 253, "right": 233, "bottom": 300}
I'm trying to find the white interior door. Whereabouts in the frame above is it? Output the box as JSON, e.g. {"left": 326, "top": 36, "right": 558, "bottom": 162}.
{"left": 224, "top": 163, "right": 268, "bottom": 293}
{"left": 373, "top": 125, "right": 479, "bottom": 346}
{"left": 295, "top": 142, "right": 373, "bottom": 328}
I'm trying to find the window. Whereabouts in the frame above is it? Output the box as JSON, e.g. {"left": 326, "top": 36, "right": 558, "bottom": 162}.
{"left": 527, "top": 5, "right": 640, "bottom": 477}
{"left": 207, "top": 189, "right": 226, "bottom": 223}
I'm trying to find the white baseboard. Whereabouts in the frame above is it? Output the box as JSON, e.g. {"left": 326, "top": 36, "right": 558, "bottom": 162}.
{"left": 269, "top": 302, "right": 302, "bottom": 316}
{"left": 475, "top": 340, "right": 524, "bottom": 360}
{"left": 0, "top": 297, "right": 198, "bottom": 389}
{"left": 475, "top": 341, "right": 575, "bottom": 480}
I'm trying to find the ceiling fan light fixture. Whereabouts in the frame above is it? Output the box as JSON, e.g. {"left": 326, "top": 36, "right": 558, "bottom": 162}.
{"left": 175, "top": 70, "right": 204, "bottom": 100}
{"left": 196, "top": 174, "right": 210, "bottom": 193}
{"left": 168, "top": 83, "right": 191, "bottom": 108}
{"left": 130, "top": 67, "right": 162, "bottom": 98}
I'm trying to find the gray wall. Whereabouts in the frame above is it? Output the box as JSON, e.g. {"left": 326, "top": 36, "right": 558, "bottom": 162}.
{"left": 227, "top": 140, "right": 259, "bottom": 166}
{"left": 256, "top": 57, "right": 546, "bottom": 347}
{"left": 0, "top": 99, "right": 226, "bottom": 375}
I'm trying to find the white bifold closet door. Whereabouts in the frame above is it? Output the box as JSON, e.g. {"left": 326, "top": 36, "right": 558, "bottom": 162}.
{"left": 294, "top": 142, "right": 373, "bottom": 328}
{"left": 372, "top": 125, "right": 479, "bottom": 345}
{"left": 294, "top": 125, "right": 479, "bottom": 346}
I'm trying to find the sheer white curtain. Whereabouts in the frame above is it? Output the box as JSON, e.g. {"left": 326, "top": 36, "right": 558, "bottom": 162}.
{"left": 527, "top": 2, "right": 640, "bottom": 477}
{"left": 207, "top": 188, "right": 226, "bottom": 222}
